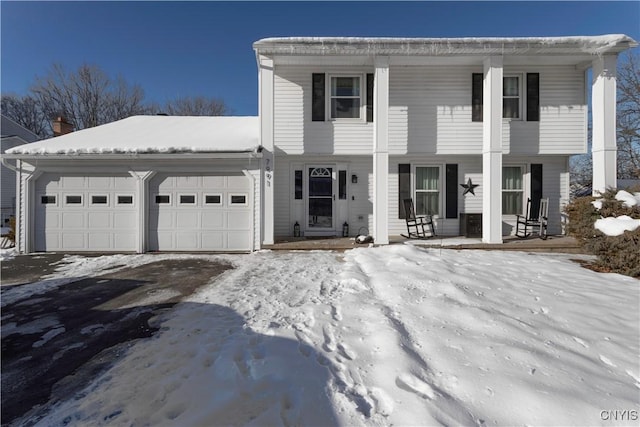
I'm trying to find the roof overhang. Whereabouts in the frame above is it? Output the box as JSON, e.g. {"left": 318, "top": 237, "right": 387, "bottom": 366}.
{"left": 254, "top": 35, "right": 638, "bottom": 57}
{"left": 1, "top": 150, "right": 263, "bottom": 161}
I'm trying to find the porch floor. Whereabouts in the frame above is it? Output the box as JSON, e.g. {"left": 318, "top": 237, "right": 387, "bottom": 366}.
{"left": 265, "top": 235, "right": 584, "bottom": 254}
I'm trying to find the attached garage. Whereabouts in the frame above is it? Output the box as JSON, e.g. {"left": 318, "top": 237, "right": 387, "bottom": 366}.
{"left": 149, "top": 173, "right": 253, "bottom": 251}
{"left": 34, "top": 173, "right": 137, "bottom": 252}
{"left": 4, "top": 115, "right": 261, "bottom": 254}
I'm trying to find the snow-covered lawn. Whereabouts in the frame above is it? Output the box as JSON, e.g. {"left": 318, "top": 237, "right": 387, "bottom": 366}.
{"left": 10, "top": 246, "right": 640, "bottom": 426}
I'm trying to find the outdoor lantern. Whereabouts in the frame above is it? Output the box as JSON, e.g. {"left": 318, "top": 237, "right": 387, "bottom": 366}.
{"left": 293, "top": 221, "right": 300, "bottom": 237}
{"left": 342, "top": 221, "right": 349, "bottom": 237}
{"left": 351, "top": 174, "right": 358, "bottom": 184}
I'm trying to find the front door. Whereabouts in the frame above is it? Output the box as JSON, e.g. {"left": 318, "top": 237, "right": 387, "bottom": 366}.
{"left": 306, "top": 166, "right": 335, "bottom": 234}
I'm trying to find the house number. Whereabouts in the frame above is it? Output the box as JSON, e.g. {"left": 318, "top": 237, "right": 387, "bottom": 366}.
{"left": 265, "top": 158, "right": 272, "bottom": 187}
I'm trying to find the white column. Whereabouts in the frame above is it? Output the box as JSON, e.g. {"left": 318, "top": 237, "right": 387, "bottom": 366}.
{"left": 482, "top": 56, "right": 503, "bottom": 244}
{"left": 129, "top": 170, "right": 155, "bottom": 253}
{"left": 258, "top": 55, "right": 275, "bottom": 245}
{"left": 591, "top": 54, "right": 618, "bottom": 195}
{"left": 373, "top": 57, "right": 390, "bottom": 244}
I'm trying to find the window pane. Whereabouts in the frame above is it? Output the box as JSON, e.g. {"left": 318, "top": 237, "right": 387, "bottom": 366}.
{"left": 294, "top": 170, "right": 303, "bottom": 199}
{"left": 331, "top": 98, "right": 360, "bottom": 118}
{"left": 503, "top": 98, "right": 519, "bottom": 118}
{"left": 66, "top": 195, "right": 82, "bottom": 204}
{"left": 118, "top": 195, "right": 133, "bottom": 204}
{"left": 331, "top": 77, "right": 360, "bottom": 96}
{"left": 503, "top": 192, "right": 522, "bottom": 215}
{"left": 416, "top": 192, "right": 439, "bottom": 216}
{"left": 92, "top": 195, "right": 108, "bottom": 204}
{"left": 339, "top": 170, "right": 347, "bottom": 200}
{"left": 205, "top": 195, "right": 221, "bottom": 204}
{"left": 41, "top": 195, "right": 56, "bottom": 204}
{"left": 416, "top": 167, "right": 439, "bottom": 190}
{"left": 230, "top": 195, "right": 246, "bottom": 204}
{"left": 180, "top": 195, "right": 196, "bottom": 204}
{"left": 504, "top": 77, "right": 519, "bottom": 96}
{"left": 155, "top": 195, "right": 170, "bottom": 204}
{"left": 502, "top": 167, "right": 523, "bottom": 190}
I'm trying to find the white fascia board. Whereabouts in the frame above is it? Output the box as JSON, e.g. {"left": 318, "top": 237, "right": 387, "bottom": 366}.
{"left": 1, "top": 152, "right": 263, "bottom": 161}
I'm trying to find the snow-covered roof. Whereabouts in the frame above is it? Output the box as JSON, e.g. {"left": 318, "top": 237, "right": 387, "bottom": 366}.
{"left": 5, "top": 115, "right": 260, "bottom": 156}
{"left": 254, "top": 34, "right": 638, "bottom": 56}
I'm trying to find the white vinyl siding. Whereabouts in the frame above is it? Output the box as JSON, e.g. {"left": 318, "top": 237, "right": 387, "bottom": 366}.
{"left": 273, "top": 66, "right": 373, "bottom": 155}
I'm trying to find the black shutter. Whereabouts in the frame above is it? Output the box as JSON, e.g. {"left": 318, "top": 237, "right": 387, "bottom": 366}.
{"left": 366, "top": 73, "right": 374, "bottom": 123}
{"left": 312, "top": 73, "right": 325, "bottom": 121}
{"left": 445, "top": 164, "right": 459, "bottom": 219}
{"left": 472, "top": 73, "right": 483, "bottom": 122}
{"left": 527, "top": 73, "right": 540, "bottom": 122}
{"left": 399, "top": 164, "right": 411, "bottom": 219}
{"left": 531, "top": 164, "right": 543, "bottom": 216}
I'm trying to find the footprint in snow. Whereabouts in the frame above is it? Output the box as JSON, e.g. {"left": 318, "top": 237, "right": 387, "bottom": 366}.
{"left": 294, "top": 330, "right": 314, "bottom": 358}
{"left": 572, "top": 336, "right": 589, "bottom": 348}
{"left": 323, "top": 324, "right": 337, "bottom": 352}
{"left": 599, "top": 355, "right": 617, "bottom": 368}
{"left": 337, "top": 343, "right": 357, "bottom": 360}
{"left": 395, "top": 373, "right": 436, "bottom": 400}
{"left": 369, "top": 387, "right": 394, "bottom": 417}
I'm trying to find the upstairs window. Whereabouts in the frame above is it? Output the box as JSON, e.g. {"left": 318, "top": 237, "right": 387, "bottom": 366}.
{"left": 503, "top": 76, "right": 521, "bottom": 119}
{"left": 331, "top": 76, "right": 361, "bottom": 119}
{"left": 312, "top": 73, "right": 373, "bottom": 122}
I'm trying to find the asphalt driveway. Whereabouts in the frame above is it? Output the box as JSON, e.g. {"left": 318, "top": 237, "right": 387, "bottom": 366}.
{"left": 1, "top": 254, "right": 231, "bottom": 426}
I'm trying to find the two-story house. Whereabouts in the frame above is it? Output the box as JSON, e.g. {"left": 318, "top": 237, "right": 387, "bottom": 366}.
{"left": 3, "top": 35, "right": 637, "bottom": 253}
{"left": 254, "top": 35, "right": 637, "bottom": 245}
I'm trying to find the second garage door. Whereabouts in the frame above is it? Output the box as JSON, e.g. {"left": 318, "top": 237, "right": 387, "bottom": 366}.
{"left": 148, "top": 174, "right": 252, "bottom": 251}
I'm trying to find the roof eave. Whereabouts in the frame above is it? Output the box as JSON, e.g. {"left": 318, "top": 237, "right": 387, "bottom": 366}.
{"left": 1, "top": 150, "right": 263, "bottom": 161}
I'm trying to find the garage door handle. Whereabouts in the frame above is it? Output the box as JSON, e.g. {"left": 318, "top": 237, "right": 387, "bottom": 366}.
{"left": 333, "top": 194, "right": 335, "bottom": 201}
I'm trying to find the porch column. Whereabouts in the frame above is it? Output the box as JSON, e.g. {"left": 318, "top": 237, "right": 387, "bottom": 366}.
{"left": 482, "top": 56, "right": 503, "bottom": 244}
{"left": 373, "top": 56, "right": 390, "bottom": 244}
{"left": 591, "top": 54, "right": 618, "bottom": 195}
{"left": 259, "top": 55, "right": 275, "bottom": 245}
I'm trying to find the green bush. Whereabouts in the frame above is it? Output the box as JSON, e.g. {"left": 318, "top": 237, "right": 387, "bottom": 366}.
{"left": 565, "top": 188, "right": 640, "bottom": 277}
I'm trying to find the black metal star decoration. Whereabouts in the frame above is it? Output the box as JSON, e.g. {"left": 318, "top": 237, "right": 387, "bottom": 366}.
{"left": 460, "top": 178, "right": 479, "bottom": 195}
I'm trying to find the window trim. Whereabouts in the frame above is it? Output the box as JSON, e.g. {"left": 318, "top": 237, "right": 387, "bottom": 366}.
{"left": 502, "top": 165, "right": 525, "bottom": 216}
{"left": 90, "top": 195, "right": 109, "bottom": 206}
{"left": 178, "top": 194, "right": 197, "bottom": 206}
{"left": 328, "top": 73, "right": 366, "bottom": 122}
{"left": 204, "top": 194, "right": 223, "bottom": 206}
{"left": 116, "top": 194, "right": 134, "bottom": 206}
{"left": 154, "top": 194, "right": 171, "bottom": 205}
{"left": 503, "top": 74, "right": 523, "bottom": 120}
{"left": 229, "top": 193, "right": 248, "bottom": 206}
{"left": 412, "top": 165, "right": 442, "bottom": 217}
{"left": 64, "top": 194, "right": 83, "bottom": 206}
{"left": 40, "top": 195, "right": 57, "bottom": 206}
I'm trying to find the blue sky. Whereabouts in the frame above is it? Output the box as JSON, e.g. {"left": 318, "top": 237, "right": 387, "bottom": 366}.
{"left": 2, "top": 1, "right": 639, "bottom": 116}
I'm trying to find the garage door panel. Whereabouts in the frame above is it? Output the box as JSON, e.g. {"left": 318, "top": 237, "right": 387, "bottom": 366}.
{"left": 62, "top": 233, "right": 85, "bottom": 249}
{"left": 88, "top": 233, "right": 111, "bottom": 249}
{"left": 227, "top": 232, "right": 251, "bottom": 250}
{"left": 148, "top": 173, "right": 252, "bottom": 251}
{"left": 62, "top": 212, "right": 85, "bottom": 228}
{"left": 113, "top": 212, "right": 136, "bottom": 228}
{"left": 176, "top": 233, "right": 198, "bottom": 249}
{"left": 176, "top": 211, "right": 199, "bottom": 228}
{"left": 35, "top": 173, "right": 137, "bottom": 251}
{"left": 202, "top": 211, "right": 224, "bottom": 228}
{"left": 201, "top": 232, "right": 224, "bottom": 249}
{"left": 88, "top": 212, "right": 111, "bottom": 228}
{"left": 228, "top": 211, "right": 251, "bottom": 229}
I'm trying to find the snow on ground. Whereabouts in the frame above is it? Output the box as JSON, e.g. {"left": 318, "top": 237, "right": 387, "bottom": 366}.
{"left": 11, "top": 247, "right": 640, "bottom": 427}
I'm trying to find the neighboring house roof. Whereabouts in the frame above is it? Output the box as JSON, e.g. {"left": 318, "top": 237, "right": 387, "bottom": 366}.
{"left": 1, "top": 115, "right": 40, "bottom": 152}
{"left": 254, "top": 34, "right": 638, "bottom": 56}
{"left": 6, "top": 115, "right": 260, "bottom": 156}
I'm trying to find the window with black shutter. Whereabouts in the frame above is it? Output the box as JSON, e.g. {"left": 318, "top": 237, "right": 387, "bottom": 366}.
{"left": 472, "top": 73, "right": 483, "bottom": 122}
{"left": 527, "top": 73, "right": 540, "bottom": 122}
{"left": 445, "top": 164, "right": 459, "bottom": 219}
{"left": 312, "top": 73, "right": 325, "bottom": 121}
{"left": 398, "top": 164, "right": 411, "bottom": 219}
{"left": 366, "top": 73, "right": 374, "bottom": 122}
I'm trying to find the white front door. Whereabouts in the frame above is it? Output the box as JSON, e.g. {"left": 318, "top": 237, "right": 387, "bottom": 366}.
{"left": 306, "top": 165, "right": 336, "bottom": 235}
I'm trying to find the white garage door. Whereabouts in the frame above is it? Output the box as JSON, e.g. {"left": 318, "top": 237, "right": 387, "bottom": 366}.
{"left": 34, "top": 173, "right": 137, "bottom": 251}
{"left": 148, "top": 174, "right": 252, "bottom": 251}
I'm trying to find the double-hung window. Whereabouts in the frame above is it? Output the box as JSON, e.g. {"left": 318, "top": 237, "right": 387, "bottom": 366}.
{"left": 331, "top": 76, "right": 361, "bottom": 119}
{"left": 503, "top": 75, "right": 521, "bottom": 119}
{"left": 502, "top": 166, "right": 524, "bottom": 215}
{"left": 415, "top": 166, "right": 440, "bottom": 216}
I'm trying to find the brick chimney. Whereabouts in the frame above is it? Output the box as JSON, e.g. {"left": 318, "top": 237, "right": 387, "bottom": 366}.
{"left": 52, "top": 116, "right": 74, "bottom": 136}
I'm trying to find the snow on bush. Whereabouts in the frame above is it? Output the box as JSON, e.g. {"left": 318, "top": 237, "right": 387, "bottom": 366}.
{"left": 595, "top": 215, "right": 640, "bottom": 236}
